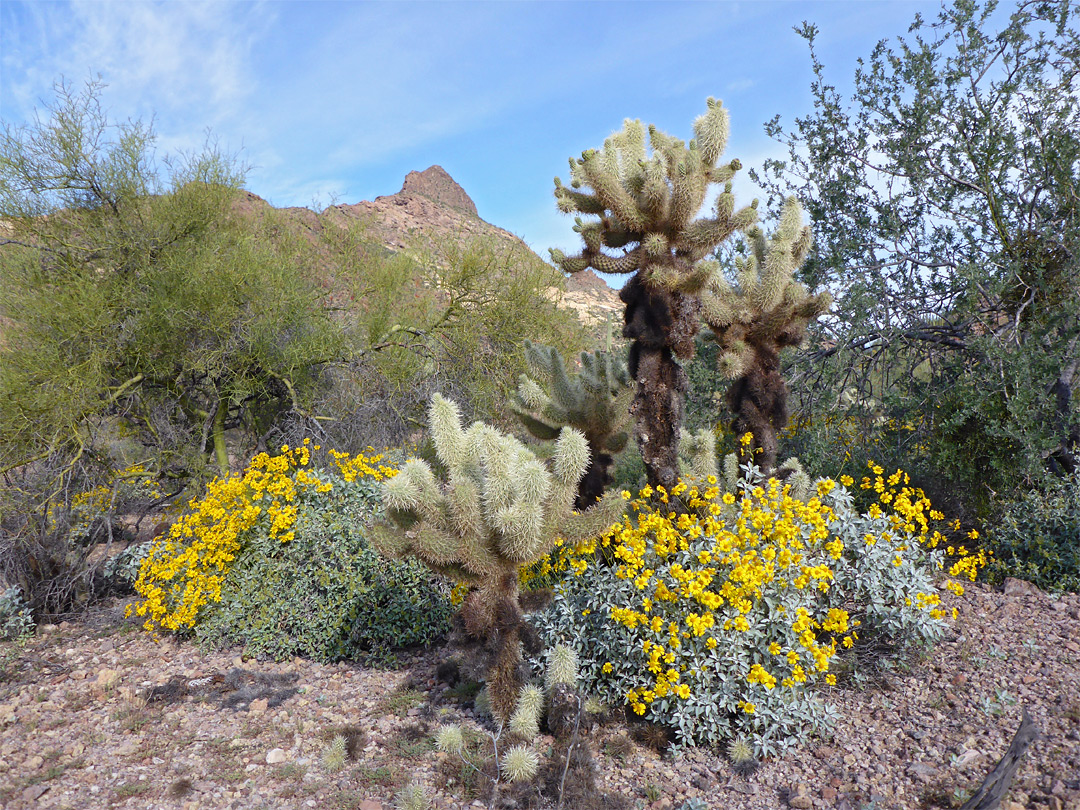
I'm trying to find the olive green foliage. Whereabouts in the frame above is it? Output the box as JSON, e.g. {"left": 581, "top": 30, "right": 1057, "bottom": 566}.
{"left": 756, "top": 2, "right": 1080, "bottom": 521}
{"left": 0, "top": 79, "right": 344, "bottom": 480}
{"left": 986, "top": 471, "right": 1080, "bottom": 592}
{"left": 550, "top": 99, "right": 759, "bottom": 490}
{"left": 0, "top": 79, "right": 350, "bottom": 616}
{"left": 294, "top": 227, "right": 590, "bottom": 453}
{"left": 195, "top": 463, "right": 452, "bottom": 663}
{"left": 510, "top": 340, "right": 633, "bottom": 506}
{"left": 0, "top": 586, "right": 34, "bottom": 641}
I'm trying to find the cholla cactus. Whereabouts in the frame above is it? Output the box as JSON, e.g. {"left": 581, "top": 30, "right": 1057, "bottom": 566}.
{"left": 700, "top": 197, "right": 831, "bottom": 472}
{"left": 726, "top": 736, "right": 758, "bottom": 776}
{"left": 679, "top": 428, "right": 718, "bottom": 484}
{"left": 509, "top": 684, "right": 544, "bottom": 740}
{"left": 500, "top": 745, "right": 540, "bottom": 783}
{"left": 395, "top": 782, "right": 430, "bottom": 810}
{"left": 544, "top": 644, "right": 579, "bottom": 692}
{"left": 321, "top": 734, "right": 347, "bottom": 773}
{"left": 435, "top": 724, "right": 466, "bottom": 755}
{"left": 373, "top": 394, "right": 621, "bottom": 722}
{"left": 511, "top": 341, "right": 633, "bottom": 508}
{"left": 551, "top": 98, "right": 758, "bottom": 491}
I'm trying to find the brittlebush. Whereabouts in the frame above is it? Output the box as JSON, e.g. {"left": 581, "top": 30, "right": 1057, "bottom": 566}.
{"left": 529, "top": 461, "right": 986, "bottom": 754}
{"left": 128, "top": 440, "right": 396, "bottom": 635}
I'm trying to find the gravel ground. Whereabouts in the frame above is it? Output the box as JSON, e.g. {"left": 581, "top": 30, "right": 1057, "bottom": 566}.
{"left": 1, "top": 578, "right": 1078, "bottom": 810}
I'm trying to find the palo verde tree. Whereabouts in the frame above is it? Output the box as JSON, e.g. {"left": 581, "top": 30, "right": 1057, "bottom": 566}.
{"left": 754, "top": 0, "right": 1080, "bottom": 515}
{"left": 550, "top": 99, "right": 758, "bottom": 490}
{"left": 0, "top": 79, "right": 344, "bottom": 613}
{"left": 700, "top": 197, "right": 831, "bottom": 472}
{"left": 372, "top": 394, "right": 620, "bottom": 722}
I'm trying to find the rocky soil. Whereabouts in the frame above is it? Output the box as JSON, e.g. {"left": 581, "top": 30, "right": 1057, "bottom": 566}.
{"left": 1, "top": 579, "right": 1078, "bottom": 810}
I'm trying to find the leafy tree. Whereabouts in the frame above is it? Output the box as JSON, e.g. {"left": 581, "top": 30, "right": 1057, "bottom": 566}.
{"left": 1, "top": 78, "right": 346, "bottom": 479}
{"left": 0, "top": 79, "right": 346, "bottom": 613}
{"left": 550, "top": 100, "right": 758, "bottom": 490}
{"left": 301, "top": 225, "right": 591, "bottom": 453}
{"left": 755, "top": 1, "right": 1080, "bottom": 516}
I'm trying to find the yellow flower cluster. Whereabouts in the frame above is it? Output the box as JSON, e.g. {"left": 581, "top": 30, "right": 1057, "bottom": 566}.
{"left": 328, "top": 447, "right": 398, "bottom": 483}
{"left": 539, "top": 454, "right": 984, "bottom": 732}
{"left": 858, "top": 460, "right": 988, "bottom": 594}
{"left": 58, "top": 464, "right": 164, "bottom": 538}
{"left": 548, "top": 477, "right": 863, "bottom": 714}
{"left": 128, "top": 441, "right": 396, "bottom": 636}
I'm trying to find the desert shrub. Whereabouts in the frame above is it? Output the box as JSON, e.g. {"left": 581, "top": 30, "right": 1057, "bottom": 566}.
{"left": 128, "top": 441, "right": 453, "bottom": 662}
{"left": 986, "top": 471, "right": 1080, "bottom": 592}
{"left": 530, "top": 462, "right": 985, "bottom": 756}
{"left": 0, "top": 457, "right": 169, "bottom": 617}
{"left": 0, "top": 586, "right": 34, "bottom": 641}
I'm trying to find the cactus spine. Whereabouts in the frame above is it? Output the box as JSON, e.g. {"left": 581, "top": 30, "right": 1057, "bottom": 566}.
{"left": 510, "top": 340, "right": 633, "bottom": 507}
{"left": 699, "top": 197, "right": 831, "bottom": 472}
{"left": 373, "top": 394, "right": 621, "bottom": 722}
{"left": 551, "top": 98, "right": 758, "bottom": 491}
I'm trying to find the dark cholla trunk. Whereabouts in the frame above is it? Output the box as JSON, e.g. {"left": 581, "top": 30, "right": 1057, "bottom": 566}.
{"left": 458, "top": 572, "right": 524, "bottom": 724}
{"left": 727, "top": 343, "right": 788, "bottom": 474}
{"left": 630, "top": 347, "right": 687, "bottom": 492}
{"left": 575, "top": 451, "right": 613, "bottom": 509}
{"left": 620, "top": 276, "right": 699, "bottom": 493}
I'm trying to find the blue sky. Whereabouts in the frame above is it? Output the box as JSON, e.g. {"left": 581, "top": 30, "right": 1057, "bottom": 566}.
{"left": 1, "top": 0, "right": 940, "bottom": 261}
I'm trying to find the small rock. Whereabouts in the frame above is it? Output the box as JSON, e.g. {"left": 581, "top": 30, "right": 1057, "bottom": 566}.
{"left": 1003, "top": 577, "right": 1044, "bottom": 597}
{"left": 1047, "top": 797, "right": 1063, "bottom": 810}
{"left": 1051, "top": 780, "right": 1066, "bottom": 796}
{"left": 907, "top": 762, "right": 939, "bottom": 782}
{"left": 790, "top": 796, "right": 813, "bottom": 809}
{"left": 26, "top": 755, "right": 43, "bottom": 769}
{"left": 955, "top": 749, "right": 981, "bottom": 768}
{"left": 357, "top": 802, "right": 383, "bottom": 810}
{"left": 95, "top": 669, "right": 120, "bottom": 688}
{"left": 823, "top": 787, "right": 838, "bottom": 802}
{"left": 249, "top": 698, "right": 269, "bottom": 714}
{"left": 266, "top": 748, "right": 288, "bottom": 764}
{"left": 22, "top": 783, "right": 50, "bottom": 801}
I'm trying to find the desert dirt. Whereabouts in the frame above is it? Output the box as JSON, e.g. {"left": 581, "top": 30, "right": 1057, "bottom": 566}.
{"left": 1, "top": 578, "right": 1078, "bottom": 810}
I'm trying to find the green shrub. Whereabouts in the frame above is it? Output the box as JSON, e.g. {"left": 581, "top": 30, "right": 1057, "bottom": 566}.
{"left": 529, "top": 462, "right": 984, "bottom": 756}
{"left": 130, "top": 443, "right": 453, "bottom": 662}
{"left": 986, "top": 471, "right": 1080, "bottom": 592}
{"left": 0, "top": 586, "right": 34, "bottom": 641}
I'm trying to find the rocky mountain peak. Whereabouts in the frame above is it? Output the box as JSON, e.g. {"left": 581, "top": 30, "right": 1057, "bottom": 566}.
{"left": 398, "top": 165, "right": 478, "bottom": 216}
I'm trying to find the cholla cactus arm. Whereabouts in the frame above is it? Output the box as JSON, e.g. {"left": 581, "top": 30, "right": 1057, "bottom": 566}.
{"left": 511, "top": 342, "right": 634, "bottom": 508}
{"left": 700, "top": 197, "right": 831, "bottom": 472}
{"left": 551, "top": 98, "right": 758, "bottom": 492}
{"left": 679, "top": 428, "right": 718, "bottom": 483}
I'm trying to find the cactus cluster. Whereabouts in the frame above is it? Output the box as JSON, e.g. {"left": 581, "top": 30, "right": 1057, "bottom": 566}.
{"left": 374, "top": 394, "right": 620, "bottom": 721}
{"left": 550, "top": 98, "right": 759, "bottom": 491}
{"left": 700, "top": 197, "right": 832, "bottom": 471}
{"left": 511, "top": 340, "right": 633, "bottom": 507}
